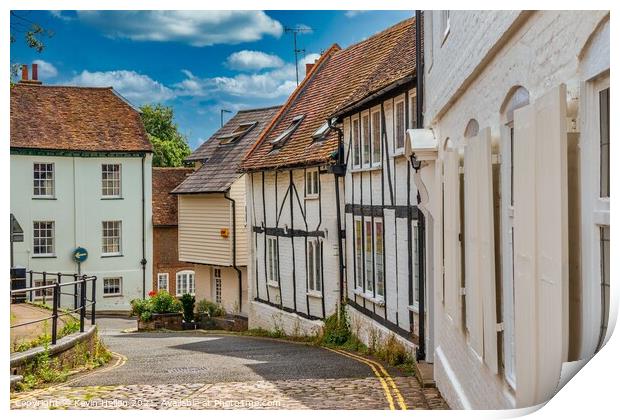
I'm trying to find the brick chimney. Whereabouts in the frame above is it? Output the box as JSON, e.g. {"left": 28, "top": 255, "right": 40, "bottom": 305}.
{"left": 19, "top": 63, "right": 42, "bottom": 85}
{"left": 305, "top": 63, "right": 314, "bottom": 74}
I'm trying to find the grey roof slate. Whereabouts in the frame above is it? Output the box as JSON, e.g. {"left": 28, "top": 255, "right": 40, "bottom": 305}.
{"left": 172, "top": 105, "right": 280, "bottom": 194}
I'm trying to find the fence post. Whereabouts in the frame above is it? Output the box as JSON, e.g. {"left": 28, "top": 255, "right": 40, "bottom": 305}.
{"left": 42, "top": 272, "right": 47, "bottom": 306}
{"left": 51, "top": 280, "right": 60, "bottom": 345}
{"left": 74, "top": 274, "right": 78, "bottom": 310}
{"left": 91, "top": 276, "right": 97, "bottom": 325}
{"left": 80, "top": 275, "right": 87, "bottom": 333}
{"left": 29, "top": 270, "right": 33, "bottom": 302}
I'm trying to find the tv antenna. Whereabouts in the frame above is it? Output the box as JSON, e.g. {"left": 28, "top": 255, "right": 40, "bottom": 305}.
{"left": 284, "top": 26, "right": 311, "bottom": 85}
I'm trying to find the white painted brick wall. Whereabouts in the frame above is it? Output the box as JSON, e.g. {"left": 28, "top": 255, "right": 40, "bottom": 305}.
{"left": 424, "top": 10, "right": 609, "bottom": 409}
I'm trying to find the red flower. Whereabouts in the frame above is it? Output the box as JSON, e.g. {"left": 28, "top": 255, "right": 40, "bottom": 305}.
{"left": 148, "top": 290, "right": 157, "bottom": 297}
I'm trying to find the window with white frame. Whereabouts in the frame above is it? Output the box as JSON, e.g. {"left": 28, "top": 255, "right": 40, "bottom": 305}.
{"left": 305, "top": 168, "right": 319, "bottom": 197}
{"left": 395, "top": 100, "right": 406, "bottom": 151}
{"left": 176, "top": 270, "right": 195, "bottom": 296}
{"left": 411, "top": 220, "right": 420, "bottom": 307}
{"left": 271, "top": 115, "right": 304, "bottom": 149}
{"left": 365, "top": 219, "right": 374, "bottom": 293}
{"left": 267, "top": 237, "right": 279, "bottom": 284}
{"left": 374, "top": 220, "right": 384, "bottom": 299}
{"left": 33, "top": 221, "right": 55, "bottom": 256}
{"left": 596, "top": 225, "right": 610, "bottom": 351}
{"left": 352, "top": 117, "right": 361, "bottom": 168}
{"left": 103, "top": 277, "right": 122, "bottom": 297}
{"left": 361, "top": 113, "right": 371, "bottom": 167}
{"left": 354, "top": 218, "right": 363, "bottom": 290}
{"left": 34, "top": 279, "right": 54, "bottom": 299}
{"left": 33, "top": 163, "right": 55, "bottom": 197}
{"left": 214, "top": 268, "right": 222, "bottom": 304}
{"left": 102, "top": 221, "right": 122, "bottom": 255}
{"left": 307, "top": 239, "right": 322, "bottom": 293}
{"left": 101, "top": 164, "right": 121, "bottom": 197}
{"left": 599, "top": 87, "right": 610, "bottom": 198}
{"left": 409, "top": 93, "right": 418, "bottom": 129}
{"left": 371, "top": 110, "right": 382, "bottom": 166}
{"left": 157, "top": 273, "right": 169, "bottom": 291}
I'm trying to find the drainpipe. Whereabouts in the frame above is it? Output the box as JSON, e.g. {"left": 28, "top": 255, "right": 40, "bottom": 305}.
{"left": 414, "top": 10, "right": 426, "bottom": 362}
{"left": 328, "top": 118, "right": 346, "bottom": 307}
{"left": 224, "top": 191, "right": 243, "bottom": 314}
{"left": 141, "top": 155, "right": 147, "bottom": 299}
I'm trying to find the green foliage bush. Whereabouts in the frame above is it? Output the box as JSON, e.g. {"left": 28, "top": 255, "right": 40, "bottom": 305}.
{"left": 321, "top": 305, "right": 351, "bottom": 345}
{"left": 196, "top": 299, "right": 226, "bottom": 318}
{"left": 179, "top": 293, "right": 195, "bottom": 322}
{"left": 130, "top": 290, "right": 182, "bottom": 321}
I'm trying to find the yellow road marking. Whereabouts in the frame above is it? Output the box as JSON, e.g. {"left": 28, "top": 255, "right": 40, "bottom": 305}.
{"left": 323, "top": 346, "right": 395, "bottom": 410}
{"left": 329, "top": 348, "right": 408, "bottom": 410}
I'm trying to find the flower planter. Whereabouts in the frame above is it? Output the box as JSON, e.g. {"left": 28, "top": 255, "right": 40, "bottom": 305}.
{"left": 137, "top": 312, "right": 183, "bottom": 331}
{"left": 204, "top": 315, "right": 248, "bottom": 332}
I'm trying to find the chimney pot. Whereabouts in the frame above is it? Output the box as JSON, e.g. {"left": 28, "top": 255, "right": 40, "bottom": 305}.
{"left": 21, "top": 64, "right": 28, "bottom": 81}
{"left": 32, "top": 63, "right": 38, "bottom": 81}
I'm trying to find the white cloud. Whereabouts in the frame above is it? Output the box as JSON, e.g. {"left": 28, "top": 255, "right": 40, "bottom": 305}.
{"left": 345, "top": 11, "right": 368, "bottom": 18}
{"left": 49, "top": 11, "right": 75, "bottom": 21}
{"left": 33, "top": 60, "right": 58, "bottom": 79}
{"left": 226, "top": 50, "right": 284, "bottom": 71}
{"left": 174, "top": 53, "right": 321, "bottom": 100}
{"left": 76, "top": 11, "right": 283, "bottom": 47}
{"left": 67, "top": 70, "right": 174, "bottom": 105}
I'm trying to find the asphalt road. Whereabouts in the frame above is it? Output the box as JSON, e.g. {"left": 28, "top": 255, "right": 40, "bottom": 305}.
{"left": 75, "top": 317, "right": 371, "bottom": 386}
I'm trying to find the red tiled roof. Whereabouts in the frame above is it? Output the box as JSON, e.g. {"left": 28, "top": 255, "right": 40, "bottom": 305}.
{"left": 10, "top": 84, "right": 152, "bottom": 153}
{"left": 240, "top": 17, "right": 416, "bottom": 171}
{"left": 152, "top": 167, "right": 194, "bottom": 226}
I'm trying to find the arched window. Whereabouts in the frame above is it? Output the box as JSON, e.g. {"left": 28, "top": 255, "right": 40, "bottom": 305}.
{"left": 176, "top": 270, "right": 195, "bottom": 296}
{"left": 464, "top": 119, "right": 479, "bottom": 139}
{"left": 501, "top": 86, "right": 530, "bottom": 124}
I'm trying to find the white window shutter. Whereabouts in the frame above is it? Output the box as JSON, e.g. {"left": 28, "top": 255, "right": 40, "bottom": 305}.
{"left": 464, "top": 139, "right": 483, "bottom": 358}
{"left": 513, "top": 84, "right": 568, "bottom": 407}
{"left": 464, "top": 128, "right": 498, "bottom": 372}
{"left": 443, "top": 148, "right": 461, "bottom": 322}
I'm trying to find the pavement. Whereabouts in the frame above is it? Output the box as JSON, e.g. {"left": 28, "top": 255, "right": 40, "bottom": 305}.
{"left": 10, "top": 317, "right": 449, "bottom": 410}
{"left": 10, "top": 303, "right": 73, "bottom": 351}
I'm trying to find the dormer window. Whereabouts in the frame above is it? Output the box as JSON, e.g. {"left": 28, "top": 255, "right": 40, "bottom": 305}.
{"left": 271, "top": 115, "right": 304, "bottom": 149}
{"left": 218, "top": 121, "right": 257, "bottom": 145}
{"left": 312, "top": 118, "right": 336, "bottom": 142}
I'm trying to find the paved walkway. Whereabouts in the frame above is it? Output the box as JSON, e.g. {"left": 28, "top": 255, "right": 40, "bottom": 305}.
{"left": 10, "top": 303, "right": 72, "bottom": 351}
{"left": 11, "top": 318, "right": 448, "bottom": 410}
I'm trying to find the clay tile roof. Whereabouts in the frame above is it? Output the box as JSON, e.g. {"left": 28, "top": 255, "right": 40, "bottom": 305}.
{"left": 172, "top": 105, "right": 281, "bottom": 194}
{"left": 152, "top": 167, "right": 194, "bottom": 226}
{"left": 240, "top": 17, "right": 416, "bottom": 171}
{"left": 10, "top": 84, "right": 152, "bottom": 153}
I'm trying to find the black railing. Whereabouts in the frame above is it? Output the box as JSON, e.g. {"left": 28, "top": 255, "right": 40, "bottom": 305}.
{"left": 10, "top": 271, "right": 97, "bottom": 345}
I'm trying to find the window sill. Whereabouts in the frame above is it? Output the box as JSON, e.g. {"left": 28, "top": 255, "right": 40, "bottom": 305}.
{"left": 101, "top": 253, "right": 123, "bottom": 258}
{"left": 267, "top": 281, "right": 280, "bottom": 289}
{"left": 351, "top": 165, "right": 383, "bottom": 174}
{"left": 31, "top": 255, "right": 57, "bottom": 259}
{"left": 408, "top": 304, "right": 419, "bottom": 314}
{"left": 307, "top": 291, "right": 323, "bottom": 299}
{"left": 304, "top": 195, "right": 319, "bottom": 200}
{"left": 32, "top": 196, "right": 57, "bottom": 200}
{"left": 103, "top": 294, "right": 123, "bottom": 298}
{"left": 101, "top": 197, "right": 123, "bottom": 200}
{"left": 354, "top": 289, "right": 385, "bottom": 306}
{"left": 176, "top": 293, "right": 196, "bottom": 297}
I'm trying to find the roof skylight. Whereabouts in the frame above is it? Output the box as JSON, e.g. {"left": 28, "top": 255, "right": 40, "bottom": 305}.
{"left": 270, "top": 114, "right": 304, "bottom": 148}
{"left": 218, "top": 121, "right": 257, "bottom": 145}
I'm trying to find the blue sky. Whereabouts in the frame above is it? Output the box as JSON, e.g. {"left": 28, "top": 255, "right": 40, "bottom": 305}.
{"left": 10, "top": 10, "right": 413, "bottom": 150}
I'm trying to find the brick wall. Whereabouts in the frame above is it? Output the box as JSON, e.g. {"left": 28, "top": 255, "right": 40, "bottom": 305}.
{"left": 152, "top": 226, "right": 196, "bottom": 294}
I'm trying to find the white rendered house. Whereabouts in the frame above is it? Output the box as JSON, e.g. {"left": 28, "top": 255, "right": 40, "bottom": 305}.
{"left": 410, "top": 10, "right": 611, "bottom": 409}
{"left": 10, "top": 71, "right": 153, "bottom": 313}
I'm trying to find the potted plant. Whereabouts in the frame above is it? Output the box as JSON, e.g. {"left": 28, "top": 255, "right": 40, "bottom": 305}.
{"left": 131, "top": 290, "right": 183, "bottom": 331}
{"left": 179, "top": 293, "right": 196, "bottom": 330}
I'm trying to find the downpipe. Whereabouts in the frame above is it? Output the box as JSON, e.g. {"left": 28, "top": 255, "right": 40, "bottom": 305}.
{"left": 225, "top": 192, "right": 243, "bottom": 314}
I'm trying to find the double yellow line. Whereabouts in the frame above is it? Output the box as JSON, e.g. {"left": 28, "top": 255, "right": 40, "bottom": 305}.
{"left": 324, "top": 347, "right": 408, "bottom": 410}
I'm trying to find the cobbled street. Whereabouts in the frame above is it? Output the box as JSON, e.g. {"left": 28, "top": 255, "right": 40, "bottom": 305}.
{"left": 11, "top": 318, "right": 447, "bottom": 410}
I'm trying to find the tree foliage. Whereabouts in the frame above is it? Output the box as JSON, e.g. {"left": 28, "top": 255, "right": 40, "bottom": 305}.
{"left": 10, "top": 11, "right": 54, "bottom": 83}
{"left": 140, "top": 104, "right": 192, "bottom": 167}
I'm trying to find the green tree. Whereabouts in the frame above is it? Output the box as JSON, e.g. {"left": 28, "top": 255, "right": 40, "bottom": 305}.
{"left": 10, "top": 12, "right": 54, "bottom": 82}
{"left": 140, "top": 104, "right": 192, "bottom": 167}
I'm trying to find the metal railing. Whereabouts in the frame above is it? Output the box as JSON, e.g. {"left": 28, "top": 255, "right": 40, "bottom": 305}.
{"left": 10, "top": 271, "right": 97, "bottom": 345}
